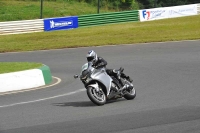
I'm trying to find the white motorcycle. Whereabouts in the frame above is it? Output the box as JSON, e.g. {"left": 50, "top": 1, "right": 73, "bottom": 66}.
{"left": 74, "top": 62, "right": 136, "bottom": 106}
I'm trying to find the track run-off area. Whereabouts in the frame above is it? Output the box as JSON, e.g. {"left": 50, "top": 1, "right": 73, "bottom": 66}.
{"left": 1, "top": 40, "right": 200, "bottom": 133}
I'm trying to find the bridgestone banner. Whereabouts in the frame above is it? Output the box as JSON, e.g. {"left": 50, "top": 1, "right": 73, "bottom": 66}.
{"left": 139, "top": 4, "right": 197, "bottom": 22}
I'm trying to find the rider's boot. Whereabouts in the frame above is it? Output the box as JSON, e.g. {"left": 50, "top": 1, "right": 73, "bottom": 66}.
{"left": 121, "top": 84, "right": 128, "bottom": 90}
{"left": 121, "top": 73, "right": 133, "bottom": 83}
{"left": 112, "top": 68, "right": 130, "bottom": 91}
{"left": 120, "top": 84, "right": 130, "bottom": 95}
{"left": 119, "top": 78, "right": 129, "bottom": 91}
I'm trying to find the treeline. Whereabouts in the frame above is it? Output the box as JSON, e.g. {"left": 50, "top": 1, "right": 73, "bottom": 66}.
{"left": 75, "top": 0, "right": 200, "bottom": 10}
{"left": 76, "top": 0, "right": 200, "bottom": 10}
{"left": 137, "top": 0, "right": 200, "bottom": 9}
{"left": 18, "top": 0, "right": 200, "bottom": 10}
{"left": 75, "top": 0, "right": 140, "bottom": 10}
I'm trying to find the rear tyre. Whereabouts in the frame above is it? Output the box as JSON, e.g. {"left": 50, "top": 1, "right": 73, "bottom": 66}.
{"left": 87, "top": 86, "right": 106, "bottom": 106}
{"left": 124, "top": 87, "right": 136, "bottom": 100}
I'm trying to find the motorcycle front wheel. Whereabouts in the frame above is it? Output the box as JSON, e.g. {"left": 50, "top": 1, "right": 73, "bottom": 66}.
{"left": 87, "top": 86, "right": 106, "bottom": 106}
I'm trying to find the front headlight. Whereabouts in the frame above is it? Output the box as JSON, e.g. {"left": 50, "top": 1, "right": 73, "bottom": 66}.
{"left": 80, "top": 75, "right": 87, "bottom": 80}
{"left": 80, "top": 75, "right": 91, "bottom": 83}
{"left": 81, "top": 70, "right": 89, "bottom": 80}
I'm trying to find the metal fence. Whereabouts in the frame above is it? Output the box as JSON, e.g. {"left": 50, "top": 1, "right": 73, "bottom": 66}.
{"left": 0, "top": 19, "right": 43, "bottom": 35}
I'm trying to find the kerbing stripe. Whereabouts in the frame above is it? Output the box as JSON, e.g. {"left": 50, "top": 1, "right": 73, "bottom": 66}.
{"left": 39, "top": 65, "right": 52, "bottom": 85}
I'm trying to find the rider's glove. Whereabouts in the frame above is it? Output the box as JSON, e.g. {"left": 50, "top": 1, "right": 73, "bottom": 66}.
{"left": 97, "top": 62, "right": 104, "bottom": 67}
{"left": 95, "top": 65, "right": 100, "bottom": 69}
{"left": 92, "top": 64, "right": 97, "bottom": 69}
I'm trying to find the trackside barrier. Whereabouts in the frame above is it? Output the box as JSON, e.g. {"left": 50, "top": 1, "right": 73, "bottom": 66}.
{"left": 0, "top": 19, "right": 43, "bottom": 35}
{"left": 0, "top": 3, "right": 199, "bottom": 35}
{"left": 78, "top": 10, "right": 139, "bottom": 27}
{"left": 198, "top": 3, "right": 200, "bottom": 14}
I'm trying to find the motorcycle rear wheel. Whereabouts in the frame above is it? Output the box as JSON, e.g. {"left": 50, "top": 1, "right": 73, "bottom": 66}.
{"left": 124, "top": 87, "right": 136, "bottom": 100}
{"left": 87, "top": 86, "right": 106, "bottom": 106}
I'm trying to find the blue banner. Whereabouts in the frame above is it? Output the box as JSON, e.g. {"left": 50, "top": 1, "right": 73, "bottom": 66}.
{"left": 44, "top": 16, "right": 78, "bottom": 31}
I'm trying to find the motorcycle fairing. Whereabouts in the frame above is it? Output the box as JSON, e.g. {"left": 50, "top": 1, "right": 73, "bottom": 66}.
{"left": 90, "top": 68, "right": 112, "bottom": 96}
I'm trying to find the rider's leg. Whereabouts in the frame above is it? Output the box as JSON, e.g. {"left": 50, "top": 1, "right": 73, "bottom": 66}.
{"left": 106, "top": 68, "right": 131, "bottom": 91}
{"left": 108, "top": 69, "right": 129, "bottom": 90}
{"left": 106, "top": 69, "right": 124, "bottom": 86}
{"left": 106, "top": 69, "right": 113, "bottom": 76}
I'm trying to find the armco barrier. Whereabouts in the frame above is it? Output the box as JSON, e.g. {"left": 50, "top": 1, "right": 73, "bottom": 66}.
{"left": 78, "top": 10, "right": 139, "bottom": 27}
{"left": 0, "top": 19, "right": 43, "bottom": 35}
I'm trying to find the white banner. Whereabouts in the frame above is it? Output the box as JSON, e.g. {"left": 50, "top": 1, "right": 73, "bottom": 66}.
{"left": 168, "top": 4, "right": 197, "bottom": 18}
{"left": 140, "top": 4, "right": 197, "bottom": 22}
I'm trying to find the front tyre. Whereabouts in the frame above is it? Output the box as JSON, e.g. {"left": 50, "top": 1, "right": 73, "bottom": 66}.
{"left": 87, "top": 86, "right": 106, "bottom": 106}
{"left": 124, "top": 87, "right": 136, "bottom": 100}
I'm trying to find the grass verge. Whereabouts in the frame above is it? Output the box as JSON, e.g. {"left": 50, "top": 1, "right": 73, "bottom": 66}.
{"left": 0, "top": 0, "right": 113, "bottom": 22}
{"left": 0, "top": 15, "right": 200, "bottom": 53}
{"left": 0, "top": 62, "right": 43, "bottom": 74}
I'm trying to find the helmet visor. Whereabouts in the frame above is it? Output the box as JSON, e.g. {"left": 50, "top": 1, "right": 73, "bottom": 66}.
{"left": 87, "top": 57, "right": 94, "bottom": 62}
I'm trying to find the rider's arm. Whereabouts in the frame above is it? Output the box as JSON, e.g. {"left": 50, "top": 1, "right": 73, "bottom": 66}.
{"left": 96, "top": 57, "right": 107, "bottom": 68}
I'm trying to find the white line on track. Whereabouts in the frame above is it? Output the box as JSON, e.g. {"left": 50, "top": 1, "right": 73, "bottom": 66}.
{"left": 0, "top": 88, "right": 85, "bottom": 108}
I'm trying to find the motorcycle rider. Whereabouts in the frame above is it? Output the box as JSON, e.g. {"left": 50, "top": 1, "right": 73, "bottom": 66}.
{"left": 86, "top": 50, "right": 133, "bottom": 89}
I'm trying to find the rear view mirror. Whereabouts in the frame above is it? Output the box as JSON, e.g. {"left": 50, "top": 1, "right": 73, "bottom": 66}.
{"left": 74, "top": 75, "right": 79, "bottom": 79}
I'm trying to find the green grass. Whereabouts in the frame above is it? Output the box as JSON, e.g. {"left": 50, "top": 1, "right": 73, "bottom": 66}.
{"left": 0, "top": 15, "right": 200, "bottom": 53}
{"left": 0, "top": 62, "right": 43, "bottom": 74}
{"left": 0, "top": 0, "right": 114, "bottom": 22}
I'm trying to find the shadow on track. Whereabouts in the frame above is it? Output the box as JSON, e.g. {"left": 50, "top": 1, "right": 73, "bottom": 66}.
{"left": 52, "top": 99, "right": 126, "bottom": 107}
{"left": 52, "top": 101, "right": 95, "bottom": 107}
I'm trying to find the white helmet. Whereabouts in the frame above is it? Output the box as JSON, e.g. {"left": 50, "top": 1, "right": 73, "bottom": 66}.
{"left": 87, "top": 50, "right": 98, "bottom": 63}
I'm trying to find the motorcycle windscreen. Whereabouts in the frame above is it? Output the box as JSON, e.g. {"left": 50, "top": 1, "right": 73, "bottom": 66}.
{"left": 81, "top": 63, "right": 88, "bottom": 73}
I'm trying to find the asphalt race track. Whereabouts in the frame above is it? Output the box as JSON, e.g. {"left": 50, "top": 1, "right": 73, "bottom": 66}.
{"left": 1, "top": 40, "right": 200, "bottom": 133}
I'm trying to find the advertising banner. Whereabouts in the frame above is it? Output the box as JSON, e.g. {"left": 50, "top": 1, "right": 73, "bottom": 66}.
{"left": 44, "top": 16, "right": 78, "bottom": 31}
{"left": 168, "top": 4, "right": 197, "bottom": 18}
{"left": 140, "top": 4, "right": 197, "bottom": 22}
{"left": 139, "top": 7, "right": 168, "bottom": 22}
